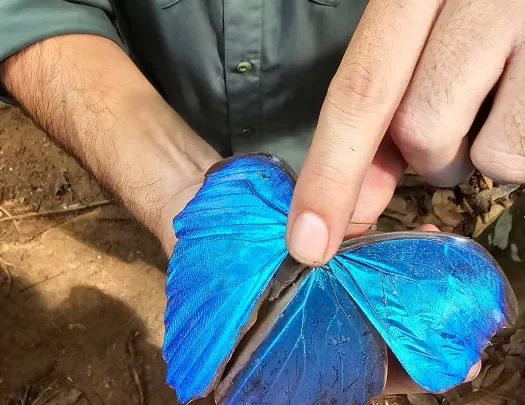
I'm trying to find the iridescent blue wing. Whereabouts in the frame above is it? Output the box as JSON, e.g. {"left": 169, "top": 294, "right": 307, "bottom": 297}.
{"left": 163, "top": 154, "right": 294, "bottom": 403}
{"left": 329, "top": 232, "right": 518, "bottom": 393}
{"left": 216, "top": 268, "right": 387, "bottom": 405}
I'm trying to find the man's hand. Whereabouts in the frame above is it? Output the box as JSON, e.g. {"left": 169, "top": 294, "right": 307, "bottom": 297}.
{"left": 0, "top": 34, "right": 221, "bottom": 255}
{"left": 287, "top": 0, "right": 525, "bottom": 265}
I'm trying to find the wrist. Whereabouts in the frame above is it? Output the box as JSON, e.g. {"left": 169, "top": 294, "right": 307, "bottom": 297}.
{"left": 86, "top": 94, "right": 220, "bottom": 252}
{"left": 1, "top": 35, "right": 221, "bottom": 253}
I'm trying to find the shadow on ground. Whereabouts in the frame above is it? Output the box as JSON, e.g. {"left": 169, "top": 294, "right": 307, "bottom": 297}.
{"left": 58, "top": 206, "right": 169, "bottom": 272}
{"left": 0, "top": 278, "right": 215, "bottom": 405}
{"left": 0, "top": 277, "right": 175, "bottom": 404}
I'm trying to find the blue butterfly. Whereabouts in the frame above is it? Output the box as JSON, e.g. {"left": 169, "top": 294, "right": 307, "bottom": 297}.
{"left": 163, "top": 153, "right": 518, "bottom": 405}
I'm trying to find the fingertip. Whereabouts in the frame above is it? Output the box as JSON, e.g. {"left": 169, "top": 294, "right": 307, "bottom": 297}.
{"left": 287, "top": 211, "right": 329, "bottom": 265}
{"left": 464, "top": 361, "right": 482, "bottom": 382}
{"left": 415, "top": 224, "right": 440, "bottom": 232}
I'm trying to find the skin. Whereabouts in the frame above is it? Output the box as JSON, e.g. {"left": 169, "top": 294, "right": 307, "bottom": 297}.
{"left": 286, "top": 0, "right": 525, "bottom": 268}
{"left": 4, "top": 0, "right": 515, "bottom": 390}
{"left": 0, "top": 35, "right": 221, "bottom": 255}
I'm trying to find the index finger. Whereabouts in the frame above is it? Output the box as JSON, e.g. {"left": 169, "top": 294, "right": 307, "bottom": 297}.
{"left": 286, "top": 0, "right": 443, "bottom": 265}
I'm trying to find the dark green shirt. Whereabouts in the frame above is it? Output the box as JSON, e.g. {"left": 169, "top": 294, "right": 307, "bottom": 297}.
{"left": 0, "top": 0, "right": 366, "bottom": 171}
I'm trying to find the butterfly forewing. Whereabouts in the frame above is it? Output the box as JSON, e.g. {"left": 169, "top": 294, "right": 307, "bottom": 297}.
{"left": 163, "top": 154, "right": 295, "bottom": 403}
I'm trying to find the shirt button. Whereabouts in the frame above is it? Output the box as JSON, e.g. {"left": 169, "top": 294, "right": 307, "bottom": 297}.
{"left": 238, "top": 127, "right": 255, "bottom": 136}
{"left": 235, "top": 61, "right": 253, "bottom": 73}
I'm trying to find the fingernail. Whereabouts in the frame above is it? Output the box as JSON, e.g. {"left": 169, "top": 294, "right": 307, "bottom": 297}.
{"left": 288, "top": 212, "right": 329, "bottom": 264}
{"left": 464, "top": 361, "right": 482, "bottom": 382}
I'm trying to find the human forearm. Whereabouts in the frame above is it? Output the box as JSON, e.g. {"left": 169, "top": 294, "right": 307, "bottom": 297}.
{"left": 0, "top": 34, "right": 221, "bottom": 253}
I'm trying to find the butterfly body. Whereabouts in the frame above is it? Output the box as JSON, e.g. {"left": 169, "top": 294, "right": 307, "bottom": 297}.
{"left": 163, "top": 154, "right": 517, "bottom": 405}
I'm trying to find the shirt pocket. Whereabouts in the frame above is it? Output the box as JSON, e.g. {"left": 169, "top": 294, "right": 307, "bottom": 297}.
{"left": 158, "top": 0, "right": 347, "bottom": 8}
{"left": 307, "top": 0, "right": 346, "bottom": 6}
{"left": 157, "top": 0, "right": 183, "bottom": 9}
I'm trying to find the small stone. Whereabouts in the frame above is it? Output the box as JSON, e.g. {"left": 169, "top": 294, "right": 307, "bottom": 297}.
{"left": 54, "top": 171, "right": 70, "bottom": 197}
{"left": 126, "top": 251, "right": 135, "bottom": 263}
{"left": 68, "top": 323, "right": 88, "bottom": 332}
{"left": 63, "top": 388, "right": 82, "bottom": 403}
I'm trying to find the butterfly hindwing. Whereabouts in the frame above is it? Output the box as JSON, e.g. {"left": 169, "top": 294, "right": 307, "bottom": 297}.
{"left": 163, "top": 155, "right": 294, "bottom": 403}
{"left": 330, "top": 232, "right": 518, "bottom": 393}
{"left": 218, "top": 268, "right": 387, "bottom": 405}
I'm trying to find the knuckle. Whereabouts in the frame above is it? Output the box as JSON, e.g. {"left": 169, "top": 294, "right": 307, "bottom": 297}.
{"left": 328, "top": 59, "right": 390, "bottom": 114}
{"left": 472, "top": 103, "right": 525, "bottom": 183}
{"left": 471, "top": 146, "right": 525, "bottom": 183}
{"left": 305, "top": 157, "right": 352, "bottom": 195}
{"left": 390, "top": 103, "right": 444, "bottom": 156}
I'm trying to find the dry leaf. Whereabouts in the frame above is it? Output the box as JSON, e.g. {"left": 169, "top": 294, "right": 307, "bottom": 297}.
{"left": 474, "top": 204, "right": 508, "bottom": 238}
{"left": 504, "top": 356, "right": 525, "bottom": 374}
{"left": 383, "top": 395, "right": 410, "bottom": 405}
{"left": 468, "top": 171, "right": 493, "bottom": 193}
{"left": 481, "top": 175, "right": 493, "bottom": 191}
{"left": 472, "top": 365, "right": 490, "bottom": 390}
{"left": 375, "top": 216, "right": 409, "bottom": 232}
{"left": 478, "top": 185, "right": 519, "bottom": 205}
{"left": 388, "top": 195, "right": 409, "bottom": 213}
{"left": 442, "top": 393, "right": 462, "bottom": 405}
{"left": 384, "top": 195, "right": 419, "bottom": 226}
{"left": 407, "top": 394, "right": 440, "bottom": 405}
{"left": 432, "top": 190, "right": 456, "bottom": 206}
{"left": 510, "top": 328, "right": 525, "bottom": 343}
{"left": 382, "top": 210, "right": 418, "bottom": 227}
{"left": 481, "top": 363, "right": 505, "bottom": 388}
{"left": 503, "top": 340, "right": 525, "bottom": 356}
{"left": 463, "top": 390, "right": 504, "bottom": 405}
{"left": 422, "top": 213, "right": 445, "bottom": 228}
{"left": 433, "top": 204, "right": 465, "bottom": 228}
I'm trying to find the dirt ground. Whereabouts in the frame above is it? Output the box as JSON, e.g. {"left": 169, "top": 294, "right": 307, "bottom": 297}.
{"left": 1, "top": 103, "right": 524, "bottom": 405}
{"left": 0, "top": 105, "right": 200, "bottom": 404}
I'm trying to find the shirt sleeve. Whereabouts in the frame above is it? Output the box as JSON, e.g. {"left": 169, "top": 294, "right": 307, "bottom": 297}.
{"left": 0, "top": 0, "right": 123, "bottom": 103}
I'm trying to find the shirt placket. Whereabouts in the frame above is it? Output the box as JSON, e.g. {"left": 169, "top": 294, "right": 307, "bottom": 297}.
{"left": 224, "top": 0, "right": 264, "bottom": 141}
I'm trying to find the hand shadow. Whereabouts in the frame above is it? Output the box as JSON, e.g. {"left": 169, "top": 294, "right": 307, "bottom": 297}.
{"left": 0, "top": 277, "right": 212, "bottom": 405}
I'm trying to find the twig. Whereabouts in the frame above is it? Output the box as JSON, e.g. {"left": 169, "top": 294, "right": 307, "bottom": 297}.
{"left": 0, "top": 200, "right": 111, "bottom": 223}
{"left": 35, "top": 196, "right": 44, "bottom": 213}
{"left": 128, "top": 331, "right": 145, "bottom": 405}
{"left": 36, "top": 391, "right": 58, "bottom": 405}
{"left": 0, "top": 206, "right": 21, "bottom": 231}
{"left": 21, "top": 385, "right": 31, "bottom": 405}
{"left": 0, "top": 257, "right": 13, "bottom": 297}
{"left": 30, "top": 378, "right": 59, "bottom": 405}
